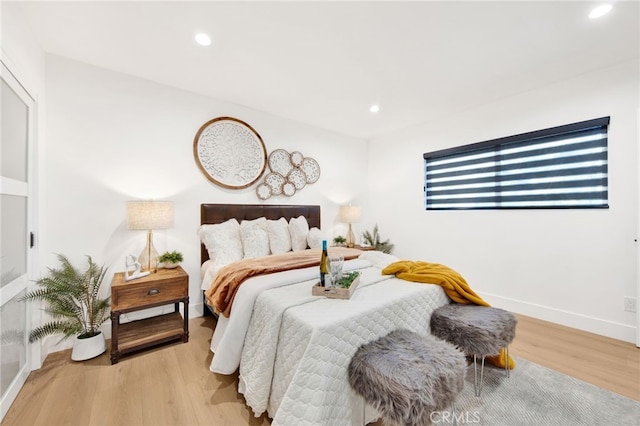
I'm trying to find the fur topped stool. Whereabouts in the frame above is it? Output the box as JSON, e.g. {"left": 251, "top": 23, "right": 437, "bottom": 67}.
{"left": 430, "top": 303, "right": 517, "bottom": 396}
{"left": 348, "top": 329, "right": 466, "bottom": 426}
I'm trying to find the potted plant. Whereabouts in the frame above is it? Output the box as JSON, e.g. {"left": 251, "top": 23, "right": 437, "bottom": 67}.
{"left": 21, "top": 254, "right": 110, "bottom": 361}
{"left": 362, "top": 225, "right": 395, "bottom": 254}
{"left": 335, "top": 271, "right": 361, "bottom": 289}
{"left": 159, "top": 250, "right": 184, "bottom": 269}
{"left": 332, "top": 235, "right": 347, "bottom": 247}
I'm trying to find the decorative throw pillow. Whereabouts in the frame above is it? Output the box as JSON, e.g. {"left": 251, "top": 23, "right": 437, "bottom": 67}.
{"left": 289, "top": 215, "right": 310, "bottom": 251}
{"left": 267, "top": 217, "right": 292, "bottom": 254}
{"left": 241, "top": 217, "right": 267, "bottom": 229}
{"left": 240, "top": 218, "right": 270, "bottom": 259}
{"left": 198, "top": 219, "right": 243, "bottom": 266}
{"left": 358, "top": 251, "right": 400, "bottom": 270}
{"left": 307, "top": 227, "right": 323, "bottom": 249}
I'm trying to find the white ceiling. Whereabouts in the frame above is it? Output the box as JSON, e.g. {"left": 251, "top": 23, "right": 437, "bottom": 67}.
{"left": 15, "top": 1, "right": 640, "bottom": 139}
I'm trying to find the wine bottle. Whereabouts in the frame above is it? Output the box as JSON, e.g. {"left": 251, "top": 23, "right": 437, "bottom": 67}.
{"left": 320, "top": 240, "right": 329, "bottom": 286}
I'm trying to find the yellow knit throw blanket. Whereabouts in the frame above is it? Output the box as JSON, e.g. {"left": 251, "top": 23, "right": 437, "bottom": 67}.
{"left": 382, "top": 260, "right": 515, "bottom": 370}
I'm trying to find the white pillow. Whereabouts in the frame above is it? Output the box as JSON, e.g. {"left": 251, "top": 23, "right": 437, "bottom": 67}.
{"left": 307, "top": 227, "right": 323, "bottom": 249}
{"left": 267, "top": 217, "right": 292, "bottom": 254}
{"left": 240, "top": 218, "right": 270, "bottom": 259}
{"left": 289, "top": 215, "right": 310, "bottom": 251}
{"left": 198, "top": 219, "right": 243, "bottom": 266}
{"left": 358, "top": 251, "right": 400, "bottom": 270}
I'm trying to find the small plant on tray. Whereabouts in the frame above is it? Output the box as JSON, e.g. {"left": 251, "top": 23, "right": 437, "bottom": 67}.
{"left": 336, "top": 271, "right": 361, "bottom": 289}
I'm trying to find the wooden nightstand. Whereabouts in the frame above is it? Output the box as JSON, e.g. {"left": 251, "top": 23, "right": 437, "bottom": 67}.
{"left": 110, "top": 266, "right": 189, "bottom": 364}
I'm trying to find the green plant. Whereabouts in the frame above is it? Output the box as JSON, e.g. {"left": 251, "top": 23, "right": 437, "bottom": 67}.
{"left": 361, "top": 224, "right": 395, "bottom": 254}
{"left": 21, "top": 254, "right": 110, "bottom": 342}
{"left": 159, "top": 250, "right": 184, "bottom": 264}
{"left": 333, "top": 235, "right": 346, "bottom": 246}
{"left": 336, "top": 271, "right": 360, "bottom": 288}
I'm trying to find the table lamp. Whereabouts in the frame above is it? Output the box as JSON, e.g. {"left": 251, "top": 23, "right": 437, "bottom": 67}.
{"left": 340, "top": 205, "right": 362, "bottom": 248}
{"left": 127, "top": 200, "right": 173, "bottom": 273}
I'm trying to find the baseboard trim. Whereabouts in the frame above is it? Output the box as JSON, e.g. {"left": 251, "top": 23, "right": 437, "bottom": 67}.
{"left": 190, "top": 301, "right": 205, "bottom": 319}
{"left": 481, "top": 292, "right": 636, "bottom": 344}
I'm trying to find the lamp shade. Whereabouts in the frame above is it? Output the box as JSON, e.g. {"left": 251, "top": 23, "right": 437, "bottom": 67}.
{"left": 340, "top": 205, "right": 362, "bottom": 223}
{"left": 127, "top": 201, "right": 173, "bottom": 230}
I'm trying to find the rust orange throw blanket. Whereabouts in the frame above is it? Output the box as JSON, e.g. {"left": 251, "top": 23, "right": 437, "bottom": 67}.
{"left": 205, "top": 247, "right": 362, "bottom": 317}
{"left": 382, "top": 260, "right": 515, "bottom": 370}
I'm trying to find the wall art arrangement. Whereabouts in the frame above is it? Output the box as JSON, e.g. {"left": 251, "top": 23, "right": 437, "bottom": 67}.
{"left": 255, "top": 149, "right": 321, "bottom": 200}
{"left": 193, "top": 117, "right": 267, "bottom": 189}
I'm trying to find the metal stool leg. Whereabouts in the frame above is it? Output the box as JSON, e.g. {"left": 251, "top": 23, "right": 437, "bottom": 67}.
{"left": 505, "top": 346, "right": 510, "bottom": 378}
{"left": 472, "top": 354, "right": 486, "bottom": 397}
{"left": 452, "top": 403, "right": 458, "bottom": 426}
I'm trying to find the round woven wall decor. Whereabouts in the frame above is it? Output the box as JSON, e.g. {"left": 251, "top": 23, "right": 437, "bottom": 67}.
{"left": 193, "top": 117, "right": 267, "bottom": 189}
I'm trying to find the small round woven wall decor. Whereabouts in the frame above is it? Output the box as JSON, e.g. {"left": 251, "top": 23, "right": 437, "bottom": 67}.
{"left": 193, "top": 117, "right": 267, "bottom": 189}
{"left": 255, "top": 148, "right": 320, "bottom": 200}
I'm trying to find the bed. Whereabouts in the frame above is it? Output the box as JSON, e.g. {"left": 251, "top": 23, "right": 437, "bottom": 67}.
{"left": 199, "top": 203, "right": 450, "bottom": 425}
{"left": 199, "top": 203, "right": 322, "bottom": 315}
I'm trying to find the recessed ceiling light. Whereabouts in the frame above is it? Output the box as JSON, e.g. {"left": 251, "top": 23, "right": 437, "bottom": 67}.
{"left": 369, "top": 104, "right": 380, "bottom": 113}
{"left": 589, "top": 4, "right": 612, "bottom": 19}
{"left": 195, "top": 33, "right": 212, "bottom": 46}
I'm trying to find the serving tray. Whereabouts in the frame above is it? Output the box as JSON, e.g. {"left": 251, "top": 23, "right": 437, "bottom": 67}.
{"left": 311, "top": 276, "right": 360, "bottom": 299}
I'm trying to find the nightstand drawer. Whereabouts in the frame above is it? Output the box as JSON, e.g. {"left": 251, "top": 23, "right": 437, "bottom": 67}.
{"left": 111, "top": 267, "right": 189, "bottom": 311}
{"left": 113, "top": 279, "right": 187, "bottom": 310}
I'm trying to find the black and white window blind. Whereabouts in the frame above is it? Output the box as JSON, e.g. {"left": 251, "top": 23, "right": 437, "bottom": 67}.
{"left": 424, "top": 117, "right": 610, "bottom": 210}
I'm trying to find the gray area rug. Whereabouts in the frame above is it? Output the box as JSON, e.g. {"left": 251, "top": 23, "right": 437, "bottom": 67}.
{"left": 446, "top": 357, "right": 640, "bottom": 426}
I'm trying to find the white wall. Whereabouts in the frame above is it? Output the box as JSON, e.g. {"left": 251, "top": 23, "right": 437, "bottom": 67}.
{"left": 368, "top": 59, "right": 639, "bottom": 343}
{"left": 7, "top": 2, "right": 637, "bottom": 355}
{"left": 1, "top": 3, "right": 45, "bottom": 91}
{"left": 43, "top": 55, "right": 369, "bottom": 324}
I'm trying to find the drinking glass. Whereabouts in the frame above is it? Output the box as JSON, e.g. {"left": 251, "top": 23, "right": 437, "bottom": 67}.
{"left": 328, "top": 254, "right": 344, "bottom": 287}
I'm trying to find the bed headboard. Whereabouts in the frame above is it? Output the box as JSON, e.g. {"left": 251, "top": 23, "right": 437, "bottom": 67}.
{"left": 200, "top": 203, "right": 321, "bottom": 264}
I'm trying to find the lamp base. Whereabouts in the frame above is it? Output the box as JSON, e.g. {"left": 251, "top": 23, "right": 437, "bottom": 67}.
{"left": 139, "top": 230, "right": 159, "bottom": 273}
{"left": 346, "top": 223, "right": 355, "bottom": 248}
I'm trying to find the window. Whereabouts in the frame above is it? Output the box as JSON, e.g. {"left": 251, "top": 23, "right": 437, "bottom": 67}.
{"left": 423, "top": 117, "right": 610, "bottom": 210}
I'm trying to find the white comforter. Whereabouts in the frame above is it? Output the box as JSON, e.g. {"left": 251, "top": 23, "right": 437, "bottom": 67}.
{"left": 208, "top": 257, "right": 371, "bottom": 374}
{"left": 217, "top": 251, "right": 450, "bottom": 425}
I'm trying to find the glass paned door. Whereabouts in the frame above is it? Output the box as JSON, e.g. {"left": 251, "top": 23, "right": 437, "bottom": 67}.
{"left": 0, "top": 61, "right": 35, "bottom": 420}
{"left": 0, "top": 290, "right": 26, "bottom": 397}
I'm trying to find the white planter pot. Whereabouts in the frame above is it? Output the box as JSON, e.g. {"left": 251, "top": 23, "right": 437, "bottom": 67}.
{"left": 71, "top": 331, "right": 106, "bottom": 361}
{"left": 162, "top": 262, "right": 180, "bottom": 269}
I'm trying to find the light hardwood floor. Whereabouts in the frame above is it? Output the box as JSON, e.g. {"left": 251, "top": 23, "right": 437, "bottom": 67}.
{"left": 3, "top": 314, "right": 639, "bottom": 425}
